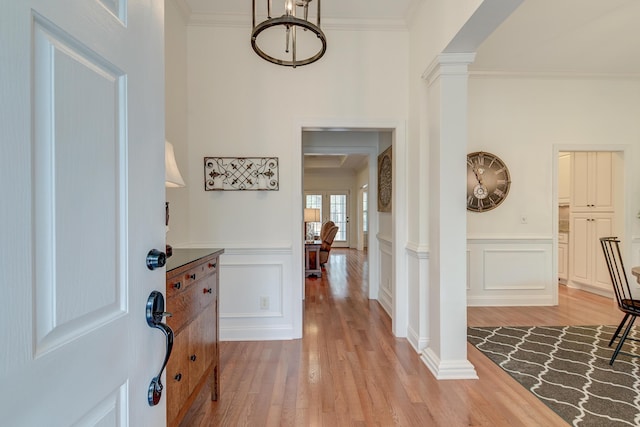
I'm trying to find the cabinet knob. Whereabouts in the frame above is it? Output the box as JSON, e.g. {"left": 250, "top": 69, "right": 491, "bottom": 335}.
{"left": 208, "top": 262, "right": 217, "bottom": 269}
{"left": 174, "top": 373, "right": 182, "bottom": 382}
{"left": 203, "top": 287, "right": 212, "bottom": 294}
{"left": 173, "top": 281, "right": 182, "bottom": 290}
{"left": 186, "top": 273, "right": 196, "bottom": 280}
{"left": 190, "top": 354, "right": 197, "bottom": 362}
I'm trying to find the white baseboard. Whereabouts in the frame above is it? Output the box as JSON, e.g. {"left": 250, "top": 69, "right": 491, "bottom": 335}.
{"left": 420, "top": 348, "right": 478, "bottom": 380}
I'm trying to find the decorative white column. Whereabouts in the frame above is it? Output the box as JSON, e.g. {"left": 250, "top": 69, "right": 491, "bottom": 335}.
{"left": 420, "top": 53, "right": 478, "bottom": 379}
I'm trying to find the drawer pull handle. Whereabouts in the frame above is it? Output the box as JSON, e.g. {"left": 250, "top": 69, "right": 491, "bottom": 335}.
{"left": 190, "top": 354, "right": 197, "bottom": 362}
{"left": 174, "top": 373, "right": 182, "bottom": 382}
{"left": 203, "top": 288, "right": 212, "bottom": 294}
{"left": 187, "top": 273, "right": 196, "bottom": 280}
{"left": 173, "top": 281, "right": 182, "bottom": 290}
{"left": 208, "top": 262, "right": 217, "bottom": 269}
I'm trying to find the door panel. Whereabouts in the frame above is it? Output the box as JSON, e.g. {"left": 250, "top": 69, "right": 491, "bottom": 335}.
{"left": 33, "top": 14, "right": 125, "bottom": 353}
{"left": 329, "top": 193, "right": 348, "bottom": 246}
{"left": 1, "top": 1, "right": 165, "bottom": 425}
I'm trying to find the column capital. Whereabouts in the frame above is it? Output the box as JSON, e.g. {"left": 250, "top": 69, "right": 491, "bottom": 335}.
{"left": 422, "top": 53, "right": 476, "bottom": 84}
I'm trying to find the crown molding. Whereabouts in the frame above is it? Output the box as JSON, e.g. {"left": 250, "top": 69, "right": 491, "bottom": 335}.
{"left": 468, "top": 70, "right": 640, "bottom": 81}
{"left": 188, "top": 12, "right": 407, "bottom": 32}
{"left": 171, "top": 0, "right": 192, "bottom": 22}
{"left": 421, "top": 53, "right": 476, "bottom": 84}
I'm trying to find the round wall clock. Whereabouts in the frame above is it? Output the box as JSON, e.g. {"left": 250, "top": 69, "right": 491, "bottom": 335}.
{"left": 466, "top": 151, "right": 511, "bottom": 212}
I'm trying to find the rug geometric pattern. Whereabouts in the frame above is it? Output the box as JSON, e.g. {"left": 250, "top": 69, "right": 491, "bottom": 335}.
{"left": 468, "top": 326, "right": 640, "bottom": 427}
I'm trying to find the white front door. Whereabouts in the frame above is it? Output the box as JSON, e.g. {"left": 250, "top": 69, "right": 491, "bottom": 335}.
{"left": 1, "top": 1, "right": 166, "bottom": 425}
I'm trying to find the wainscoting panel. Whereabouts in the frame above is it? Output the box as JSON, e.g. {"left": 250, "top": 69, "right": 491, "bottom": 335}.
{"left": 378, "top": 236, "right": 393, "bottom": 316}
{"left": 406, "top": 242, "right": 429, "bottom": 352}
{"left": 221, "top": 263, "right": 284, "bottom": 318}
{"left": 189, "top": 244, "right": 296, "bottom": 341}
{"left": 467, "top": 237, "right": 554, "bottom": 306}
{"left": 483, "top": 249, "right": 548, "bottom": 290}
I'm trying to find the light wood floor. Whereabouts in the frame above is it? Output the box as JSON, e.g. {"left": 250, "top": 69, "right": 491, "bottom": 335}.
{"left": 183, "top": 248, "right": 622, "bottom": 426}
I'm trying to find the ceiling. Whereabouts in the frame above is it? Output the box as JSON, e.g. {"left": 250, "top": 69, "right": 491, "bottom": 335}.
{"left": 304, "top": 153, "right": 369, "bottom": 173}
{"left": 182, "top": 0, "right": 640, "bottom": 75}
{"left": 183, "top": 0, "right": 640, "bottom": 171}
{"left": 470, "top": 0, "right": 640, "bottom": 76}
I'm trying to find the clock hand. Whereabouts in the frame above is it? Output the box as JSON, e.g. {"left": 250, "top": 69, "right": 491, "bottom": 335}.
{"left": 472, "top": 163, "right": 484, "bottom": 185}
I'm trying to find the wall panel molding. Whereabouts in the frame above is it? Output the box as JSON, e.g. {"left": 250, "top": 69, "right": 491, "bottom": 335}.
{"left": 467, "top": 238, "right": 554, "bottom": 306}
{"left": 180, "top": 243, "right": 292, "bottom": 255}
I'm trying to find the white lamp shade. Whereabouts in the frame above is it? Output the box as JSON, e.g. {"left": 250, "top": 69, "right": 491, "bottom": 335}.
{"left": 304, "top": 208, "right": 320, "bottom": 222}
{"left": 165, "top": 141, "right": 186, "bottom": 187}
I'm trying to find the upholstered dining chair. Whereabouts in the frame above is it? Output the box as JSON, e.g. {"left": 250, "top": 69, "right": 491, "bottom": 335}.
{"left": 319, "top": 221, "right": 335, "bottom": 242}
{"left": 600, "top": 236, "right": 640, "bottom": 365}
{"left": 319, "top": 225, "right": 339, "bottom": 266}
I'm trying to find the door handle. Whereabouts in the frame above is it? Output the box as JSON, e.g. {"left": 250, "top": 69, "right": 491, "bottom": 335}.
{"left": 146, "top": 290, "right": 174, "bottom": 406}
{"left": 146, "top": 249, "right": 166, "bottom": 270}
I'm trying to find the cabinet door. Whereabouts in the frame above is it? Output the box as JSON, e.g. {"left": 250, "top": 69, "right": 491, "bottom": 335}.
{"left": 592, "top": 152, "right": 613, "bottom": 212}
{"left": 569, "top": 213, "right": 613, "bottom": 289}
{"left": 570, "top": 152, "right": 613, "bottom": 211}
{"left": 570, "top": 214, "right": 591, "bottom": 284}
{"left": 166, "top": 331, "right": 190, "bottom": 425}
{"left": 188, "top": 313, "right": 207, "bottom": 395}
{"left": 558, "top": 243, "right": 567, "bottom": 281}
{"left": 592, "top": 214, "right": 614, "bottom": 289}
{"left": 201, "top": 275, "right": 218, "bottom": 367}
{"left": 558, "top": 153, "right": 571, "bottom": 205}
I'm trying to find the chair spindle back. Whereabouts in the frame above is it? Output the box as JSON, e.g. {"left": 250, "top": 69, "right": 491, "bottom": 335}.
{"left": 600, "top": 237, "right": 632, "bottom": 309}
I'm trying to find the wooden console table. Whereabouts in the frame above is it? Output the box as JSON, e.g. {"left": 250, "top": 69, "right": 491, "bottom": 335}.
{"left": 165, "top": 248, "right": 224, "bottom": 427}
{"left": 305, "top": 241, "right": 322, "bottom": 277}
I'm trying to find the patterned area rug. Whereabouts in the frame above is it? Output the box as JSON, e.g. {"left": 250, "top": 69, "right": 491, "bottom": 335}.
{"left": 468, "top": 325, "right": 640, "bottom": 427}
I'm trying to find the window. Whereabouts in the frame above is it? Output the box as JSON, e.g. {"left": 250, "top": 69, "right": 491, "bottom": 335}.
{"left": 362, "top": 190, "right": 368, "bottom": 233}
{"left": 305, "top": 194, "right": 322, "bottom": 238}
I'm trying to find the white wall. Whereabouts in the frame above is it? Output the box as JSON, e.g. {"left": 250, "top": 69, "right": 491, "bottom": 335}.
{"left": 404, "top": 0, "right": 484, "bottom": 355}
{"left": 466, "top": 75, "right": 640, "bottom": 305}
{"left": 355, "top": 164, "right": 369, "bottom": 250}
{"left": 165, "top": 0, "right": 190, "bottom": 246}
{"left": 183, "top": 21, "right": 409, "bottom": 340}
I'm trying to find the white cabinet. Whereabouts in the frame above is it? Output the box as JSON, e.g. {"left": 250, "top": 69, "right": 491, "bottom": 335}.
{"left": 569, "top": 213, "right": 613, "bottom": 293}
{"left": 558, "top": 153, "right": 571, "bottom": 205}
{"left": 558, "top": 232, "right": 568, "bottom": 283}
{"left": 567, "top": 151, "right": 616, "bottom": 296}
{"left": 570, "top": 152, "right": 613, "bottom": 212}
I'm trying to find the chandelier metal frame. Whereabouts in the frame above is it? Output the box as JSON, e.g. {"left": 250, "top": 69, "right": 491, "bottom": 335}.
{"left": 251, "top": 0, "right": 327, "bottom": 68}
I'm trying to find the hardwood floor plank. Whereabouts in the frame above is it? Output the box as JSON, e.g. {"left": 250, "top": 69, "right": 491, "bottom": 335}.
{"left": 184, "top": 248, "right": 623, "bottom": 426}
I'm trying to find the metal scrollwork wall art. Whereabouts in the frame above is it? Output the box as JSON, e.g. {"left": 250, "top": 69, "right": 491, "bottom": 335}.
{"left": 204, "top": 157, "right": 279, "bottom": 191}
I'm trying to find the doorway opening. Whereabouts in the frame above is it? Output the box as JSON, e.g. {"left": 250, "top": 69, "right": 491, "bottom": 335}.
{"left": 295, "top": 122, "right": 408, "bottom": 339}
{"left": 555, "top": 148, "right": 626, "bottom": 301}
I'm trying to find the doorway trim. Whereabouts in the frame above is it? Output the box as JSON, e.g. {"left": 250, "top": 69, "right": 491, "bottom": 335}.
{"left": 293, "top": 118, "right": 408, "bottom": 338}
{"left": 552, "top": 143, "right": 631, "bottom": 303}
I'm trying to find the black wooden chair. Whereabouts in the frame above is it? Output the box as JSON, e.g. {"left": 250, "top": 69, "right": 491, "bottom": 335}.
{"left": 600, "top": 237, "right": 640, "bottom": 365}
